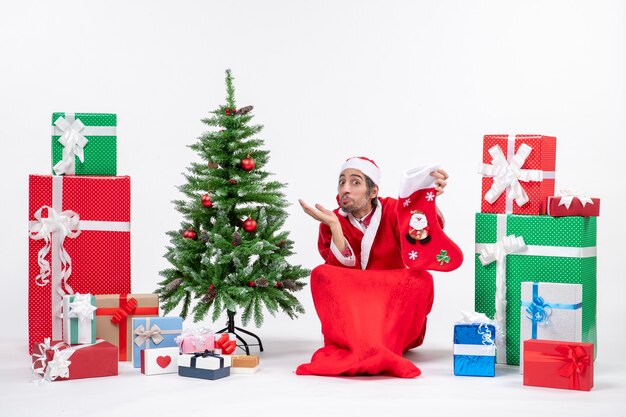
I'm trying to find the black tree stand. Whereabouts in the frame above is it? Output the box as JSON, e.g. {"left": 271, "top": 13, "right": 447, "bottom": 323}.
{"left": 216, "top": 310, "right": 264, "bottom": 355}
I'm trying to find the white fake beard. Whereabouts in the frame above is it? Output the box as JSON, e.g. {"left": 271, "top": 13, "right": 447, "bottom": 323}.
{"left": 410, "top": 217, "right": 428, "bottom": 230}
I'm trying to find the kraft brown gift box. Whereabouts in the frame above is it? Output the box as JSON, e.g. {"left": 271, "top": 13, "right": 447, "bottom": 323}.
{"left": 95, "top": 294, "right": 159, "bottom": 361}
{"left": 228, "top": 354, "right": 260, "bottom": 373}
{"left": 231, "top": 355, "right": 260, "bottom": 368}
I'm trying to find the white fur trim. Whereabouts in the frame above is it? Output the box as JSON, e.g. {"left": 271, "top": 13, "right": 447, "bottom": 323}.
{"left": 330, "top": 239, "right": 356, "bottom": 267}
{"left": 340, "top": 158, "right": 381, "bottom": 186}
{"left": 359, "top": 199, "right": 382, "bottom": 269}
{"left": 398, "top": 163, "right": 442, "bottom": 199}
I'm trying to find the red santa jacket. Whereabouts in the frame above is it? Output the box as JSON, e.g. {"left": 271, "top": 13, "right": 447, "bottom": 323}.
{"left": 318, "top": 197, "right": 406, "bottom": 270}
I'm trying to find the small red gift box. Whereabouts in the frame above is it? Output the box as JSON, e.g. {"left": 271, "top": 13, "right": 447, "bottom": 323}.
{"left": 547, "top": 193, "right": 600, "bottom": 217}
{"left": 523, "top": 339, "right": 593, "bottom": 391}
{"left": 32, "top": 339, "right": 118, "bottom": 381}
{"left": 28, "top": 175, "right": 131, "bottom": 353}
{"left": 479, "top": 134, "right": 556, "bottom": 215}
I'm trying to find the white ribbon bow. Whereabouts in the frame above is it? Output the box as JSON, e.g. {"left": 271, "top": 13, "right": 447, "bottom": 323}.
{"left": 458, "top": 311, "right": 498, "bottom": 347}
{"left": 176, "top": 327, "right": 213, "bottom": 350}
{"left": 28, "top": 206, "right": 81, "bottom": 291}
{"left": 134, "top": 324, "right": 164, "bottom": 347}
{"left": 45, "top": 348, "right": 73, "bottom": 381}
{"left": 53, "top": 116, "right": 89, "bottom": 175}
{"left": 31, "top": 338, "right": 52, "bottom": 378}
{"left": 478, "top": 235, "right": 527, "bottom": 267}
{"left": 478, "top": 235, "right": 526, "bottom": 355}
{"left": 478, "top": 144, "right": 543, "bottom": 207}
{"left": 557, "top": 189, "right": 595, "bottom": 209}
{"left": 32, "top": 338, "right": 73, "bottom": 382}
{"left": 67, "top": 293, "right": 96, "bottom": 322}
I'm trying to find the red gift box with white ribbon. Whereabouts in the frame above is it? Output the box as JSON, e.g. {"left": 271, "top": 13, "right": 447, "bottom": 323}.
{"left": 31, "top": 338, "right": 118, "bottom": 381}
{"left": 546, "top": 191, "right": 600, "bottom": 217}
{"left": 28, "top": 175, "right": 131, "bottom": 353}
{"left": 523, "top": 339, "right": 594, "bottom": 391}
{"left": 478, "top": 134, "right": 556, "bottom": 215}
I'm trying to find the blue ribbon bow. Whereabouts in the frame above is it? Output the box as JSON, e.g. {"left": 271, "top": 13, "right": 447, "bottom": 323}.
{"left": 521, "top": 282, "right": 582, "bottom": 339}
{"left": 525, "top": 294, "right": 552, "bottom": 325}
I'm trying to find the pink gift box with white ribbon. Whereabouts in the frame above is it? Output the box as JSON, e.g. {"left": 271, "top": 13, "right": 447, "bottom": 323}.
{"left": 175, "top": 328, "right": 215, "bottom": 353}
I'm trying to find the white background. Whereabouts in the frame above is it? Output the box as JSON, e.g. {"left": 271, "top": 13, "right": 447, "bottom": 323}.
{"left": 1, "top": 1, "right": 625, "bottom": 416}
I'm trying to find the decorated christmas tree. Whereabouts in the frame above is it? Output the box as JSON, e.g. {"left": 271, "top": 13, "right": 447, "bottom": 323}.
{"left": 157, "top": 69, "right": 308, "bottom": 331}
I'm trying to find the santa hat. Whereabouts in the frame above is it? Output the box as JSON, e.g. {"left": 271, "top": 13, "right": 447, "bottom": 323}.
{"left": 339, "top": 156, "right": 381, "bottom": 186}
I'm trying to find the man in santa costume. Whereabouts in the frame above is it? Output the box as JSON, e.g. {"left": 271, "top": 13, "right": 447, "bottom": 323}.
{"left": 296, "top": 157, "right": 459, "bottom": 378}
{"left": 298, "top": 156, "right": 448, "bottom": 270}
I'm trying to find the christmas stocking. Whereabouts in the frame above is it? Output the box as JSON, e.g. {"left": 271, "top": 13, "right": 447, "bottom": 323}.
{"left": 397, "top": 164, "right": 463, "bottom": 272}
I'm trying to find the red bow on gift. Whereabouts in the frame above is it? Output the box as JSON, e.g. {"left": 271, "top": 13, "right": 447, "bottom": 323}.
{"left": 554, "top": 345, "right": 590, "bottom": 390}
{"left": 111, "top": 297, "right": 138, "bottom": 325}
{"left": 215, "top": 333, "right": 236, "bottom": 354}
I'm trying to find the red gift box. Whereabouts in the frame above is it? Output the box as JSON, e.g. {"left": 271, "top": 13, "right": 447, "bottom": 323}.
{"left": 28, "top": 175, "right": 131, "bottom": 353}
{"left": 479, "top": 134, "right": 556, "bottom": 215}
{"left": 32, "top": 339, "right": 118, "bottom": 381}
{"left": 523, "top": 339, "right": 594, "bottom": 391}
{"left": 547, "top": 193, "right": 600, "bottom": 217}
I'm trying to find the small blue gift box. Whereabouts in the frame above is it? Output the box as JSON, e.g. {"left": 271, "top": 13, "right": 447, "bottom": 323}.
{"left": 453, "top": 323, "right": 496, "bottom": 377}
{"left": 178, "top": 351, "right": 231, "bottom": 380}
{"left": 132, "top": 316, "right": 183, "bottom": 368}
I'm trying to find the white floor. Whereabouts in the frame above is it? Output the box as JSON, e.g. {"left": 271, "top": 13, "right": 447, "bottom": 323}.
{"left": 2, "top": 335, "right": 625, "bottom": 417}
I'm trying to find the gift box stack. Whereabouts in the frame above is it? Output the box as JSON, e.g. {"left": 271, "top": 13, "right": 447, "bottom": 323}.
{"left": 28, "top": 112, "right": 131, "bottom": 381}
{"left": 27, "top": 112, "right": 184, "bottom": 381}
{"left": 173, "top": 328, "right": 259, "bottom": 380}
{"left": 473, "top": 134, "right": 598, "bottom": 391}
{"left": 28, "top": 112, "right": 260, "bottom": 382}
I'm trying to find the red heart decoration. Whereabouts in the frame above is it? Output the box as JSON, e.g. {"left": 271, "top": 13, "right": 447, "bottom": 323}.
{"left": 156, "top": 355, "right": 172, "bottom": 369}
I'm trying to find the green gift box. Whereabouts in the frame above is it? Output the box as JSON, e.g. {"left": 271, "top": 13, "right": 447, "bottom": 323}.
{"left": 63, "top": 293, "right": 97, "bottom": 345}
{"left": 51, "top": 112, "right": 117, "bottom": 176}
{"left": 474, "top": 213, "right": 596, "bottom": 365}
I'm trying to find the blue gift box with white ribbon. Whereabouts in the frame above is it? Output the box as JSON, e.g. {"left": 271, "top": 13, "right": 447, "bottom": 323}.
{"left": 453, "top": 323, "right": 496, "bottom": 377}
{"left": 520, "top": 281, "right": 582, "bottom": 373}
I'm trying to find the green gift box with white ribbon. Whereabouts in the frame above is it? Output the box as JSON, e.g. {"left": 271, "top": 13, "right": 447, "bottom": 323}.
{"left": 51, "top": 112, "right": 117, "bottom": 176}
{"left": 474, "top": 213, "right": 596, "bottom": 365}
{"left": 63, "top": 293, "right": 97, "bottom": 345}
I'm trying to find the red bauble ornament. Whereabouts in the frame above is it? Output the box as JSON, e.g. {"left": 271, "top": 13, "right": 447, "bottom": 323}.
{"left": 275, "top": 281, "right": 283, "bottom": 288}
{"left": 248, "top": 281, "right": 256, "bottom": 287}
{"left": 183, "top": 228, "right": 197, "bottom": 240}
{"left": 225, "top": 108, "right": 231, "bottom": 116}
{"left": 240, "top": 155, "right": 255, "bottom": 171}
{"left": 201, "top": 194, "right": 213, "bottom": 208}
{"left": 209, "top": 284, "right": 214, "bottom": 290}
{"left": 243, "top": 217, "right": 257, "bottom": 233}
